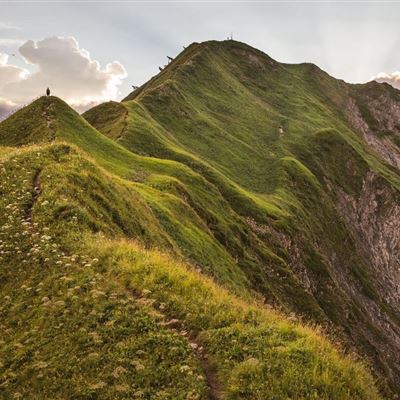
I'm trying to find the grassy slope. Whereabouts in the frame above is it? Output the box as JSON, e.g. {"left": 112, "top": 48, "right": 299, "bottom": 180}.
{"left": 85, "top": 40, "right": 400, "bottom": 394}
{"left": 0, "top": 98, "right": 56, "bottom": 145}
{"left": 0, "top": 96, "right": 257, "bottom": 295}
{"left": 0, "top": 143, "right": 381, "bottom": 399}
{"left": 3, "top": 96, "right": 323, "bottom": 316}
{"left": 0, "top": 39, "right": 398, "bottom": 397}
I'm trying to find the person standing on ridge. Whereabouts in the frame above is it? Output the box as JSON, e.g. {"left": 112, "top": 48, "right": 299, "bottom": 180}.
{"left": 46, "top": 88, "right": 50, "bottom": 96}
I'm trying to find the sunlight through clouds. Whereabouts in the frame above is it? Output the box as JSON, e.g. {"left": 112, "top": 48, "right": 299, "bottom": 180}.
{"left": 0, "top": 36, "right": 127, "bottom": 118}
{"left": 372, "top": 71, "right": 400, "bottom": 89}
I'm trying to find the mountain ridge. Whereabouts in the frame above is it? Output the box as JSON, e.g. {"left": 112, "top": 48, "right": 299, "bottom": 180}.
{"left": 86, "top": 40, "right": 400, "bottom": 395}
{"left": 1, "top": 39, "right": 399, "bottom": 397}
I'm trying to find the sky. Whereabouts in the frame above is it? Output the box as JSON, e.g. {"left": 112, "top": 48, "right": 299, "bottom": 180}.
{"left": 1, "top": 1, "right": 400, "bottom": 119}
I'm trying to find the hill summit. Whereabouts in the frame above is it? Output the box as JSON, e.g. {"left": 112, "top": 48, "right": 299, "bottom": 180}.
{"left": 0, "top": 96, "right": 106, "bottom": 147}
{"left": 1, "top": 40, "right": 400, "bottom": 398}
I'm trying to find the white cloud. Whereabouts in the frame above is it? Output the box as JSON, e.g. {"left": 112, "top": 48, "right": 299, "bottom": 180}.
{"left": 0, "top": 53, "right": 29, "bottom": 97}
{"left": 372, "top": 71, "right": 400, "bottom": 90}
{"left": 0, "top": 97, "right": 18, "bottom": 120}
{"left": 0, "top": 36, "right": 127, "bottom": 115}
{"left": 0, "top": 22, "right": 21, "bottom": 31}
{"left": 0, "top": 38, "right": 25, "bottom": 47}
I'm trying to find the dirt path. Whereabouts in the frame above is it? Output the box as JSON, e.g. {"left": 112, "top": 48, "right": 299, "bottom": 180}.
{"left": 42, "top": 101, "right": 56, "bottom": 141}
{"left": 129, "top": 289, "right": 223, "bottom": 399}
{"left": 24, "top": 169, "right": 42, "bottom": 223}
{"left": 194, "top": 346, "right": 223, "bottom": 400}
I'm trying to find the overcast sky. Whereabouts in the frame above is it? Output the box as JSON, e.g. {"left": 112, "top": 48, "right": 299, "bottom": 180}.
{"left": 1, "top": 1, "right": 400, "bottom": 118}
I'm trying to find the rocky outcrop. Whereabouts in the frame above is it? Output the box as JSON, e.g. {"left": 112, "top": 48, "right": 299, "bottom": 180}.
{"left": 346, "top": 92, "right": 400, "bottom": 169}
{"left": 327, "top": 169, "right": 400, "bottom": 388}
{"left": 336, "top": 171, "right": 400, "bottom": 309}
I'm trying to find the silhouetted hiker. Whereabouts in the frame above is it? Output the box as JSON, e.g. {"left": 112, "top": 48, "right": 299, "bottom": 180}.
{"left": 46, "top": 88, "right": 50, "bottom": 96}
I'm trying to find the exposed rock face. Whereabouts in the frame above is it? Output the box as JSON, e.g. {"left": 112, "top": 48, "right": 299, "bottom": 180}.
{"left": 324, "top": 84, "right": 400, "bottom": 390}
{"left": 266, "top": 80, "right": 400, "bottom": 391}
{"left": 249, "top": 171, "right": 400, "bottom": 390}
{"left": 331, "top": 169, "right": 400, "bottom": 385}
{"left": 337, "top": 171, "right": 400, "bottom": 308}
{"left": 346, "top": 90, "right": 400, "bottom": 169}
{"left": 246, "top": 217, "right": 314, "bottom": 292}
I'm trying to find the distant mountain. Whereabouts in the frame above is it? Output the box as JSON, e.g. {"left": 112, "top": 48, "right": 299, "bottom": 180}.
{"left": 1, "top": 40, "right": 399, "bottom": 398}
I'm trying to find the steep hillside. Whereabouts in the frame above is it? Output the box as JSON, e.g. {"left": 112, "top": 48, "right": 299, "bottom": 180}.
{"left": 347, "top": 81, "right": 400, "bottom": 169}
{"left": 1, "top": 39, "right": 399, "bottom": 397}
{"left": 0, "top": 96, "right": 58, "bottom": 145}
{"left": 0, "top": 141, "right": 380, "bottom": 399}
{"left": 85, "top": 40, "right": 400, "bottom": 395}
{"left": 2, "top": 95, "right": 326, "bottom": 314}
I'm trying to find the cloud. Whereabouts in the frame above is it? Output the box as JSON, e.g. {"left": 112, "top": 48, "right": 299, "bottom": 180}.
{"left": 0, "top": 97, "right": 17, "bottom": 121}
{"left": 0, "top": 53, "right": 29, "bottom": 89}
{"left": 0, "top": 22, "right": 21, "bottom": 31}
{"left": 0, "top": 36, "right": 127, "bottom": 115}
{"left": 0, "top": 56, "right": 23, "bottom": 118}
{"left": 372, "top": 71, "right": 400, "bottom": 90}
{"left": 0, "top": 38, "right": 25, "bottom": 47}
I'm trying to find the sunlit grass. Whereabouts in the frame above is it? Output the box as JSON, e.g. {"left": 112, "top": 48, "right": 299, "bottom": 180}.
{"left": 0, "top": 142, "right": 381, "bottom": 399}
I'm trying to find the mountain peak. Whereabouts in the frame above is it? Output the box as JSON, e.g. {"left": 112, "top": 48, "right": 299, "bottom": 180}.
{"left": 2, "top": 38, "right": 400, "bottom": 398}
{"left": 0, "top": 96, "right": 57, "bottom": 146}
{"left": 122, "top": 39, "right": 278, "bottom": 103}
{"left": 0, "top": 95, "right": 84, "bottom": 146}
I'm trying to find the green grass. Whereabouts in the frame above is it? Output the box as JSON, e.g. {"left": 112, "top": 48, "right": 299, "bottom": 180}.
{"left": 1, "top": 38, "right": 400, "bottom": 397}
{"left": 0, "top": 144, "right": 381, "bottom": 398}
{"left": 82, "top": 101, "right": 128, "bottom": 141}
{"left": 85, "top": 40, "right": 400, "bottom": 394}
